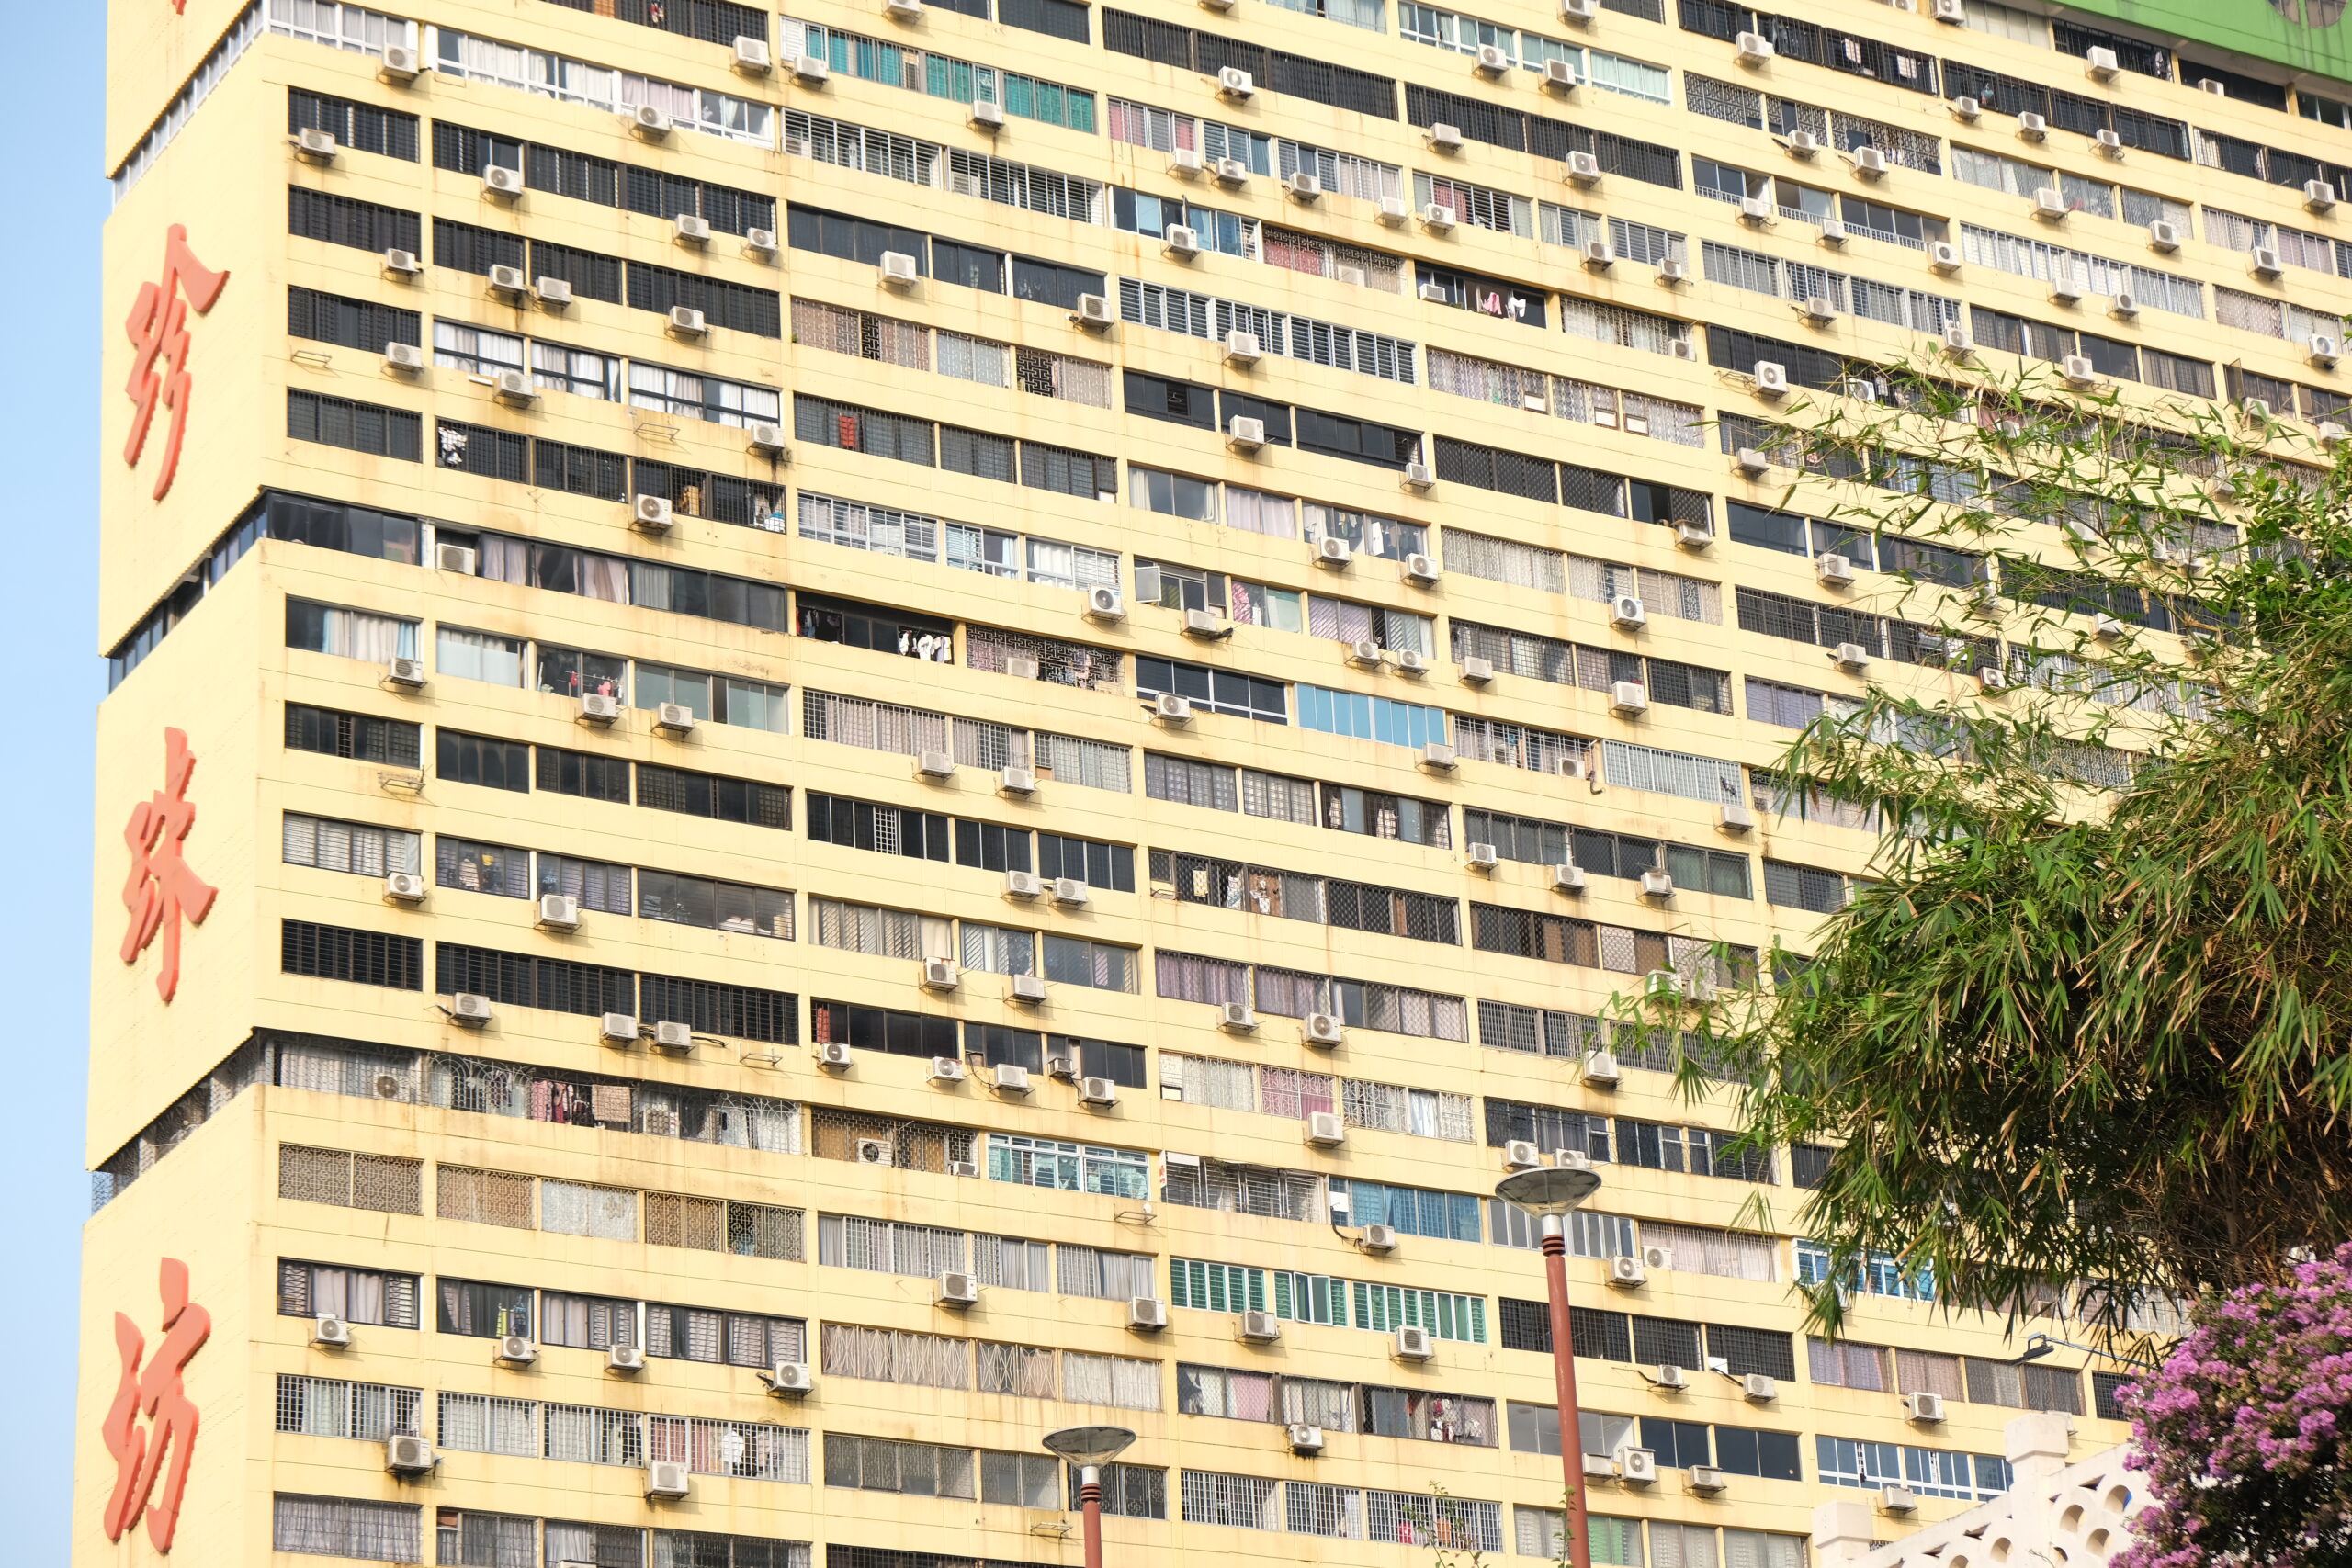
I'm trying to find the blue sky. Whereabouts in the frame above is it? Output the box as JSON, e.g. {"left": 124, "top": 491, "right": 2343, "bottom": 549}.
{"left": 6, "top": 2, "right": 107, "bottom": 1554}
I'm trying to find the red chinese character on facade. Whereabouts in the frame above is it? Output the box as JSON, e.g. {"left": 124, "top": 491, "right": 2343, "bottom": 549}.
{"left": 122, "top": 225, "right": 228, "bottom": 501}
{"left": 101, "top": 1258, "right": 211, "bottom": 1553}
{"left": 120, "top": 728, "right": 217, "bottom": 1004}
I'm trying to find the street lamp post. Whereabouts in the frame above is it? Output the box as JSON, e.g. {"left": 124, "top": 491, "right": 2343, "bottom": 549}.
{"left": 1041, "top": 1424, "right": 1137, "bottom": 1568}
{"left": 1497, "top": 1161, "right": 1606, "bottom": 1568}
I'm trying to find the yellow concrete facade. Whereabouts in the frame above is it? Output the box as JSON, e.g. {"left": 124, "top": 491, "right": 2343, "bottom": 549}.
{"left": 79, "top": 0, "right": 2349, "bottom": 1564}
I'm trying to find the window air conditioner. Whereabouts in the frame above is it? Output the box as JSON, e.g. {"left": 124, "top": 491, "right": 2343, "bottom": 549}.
{"left": 1738, "top": 196, "right": 1772, "bottom": 225}
{"left": 793, "top": 53, "right": 831, "bottom": 83}
{"left": 1086, "top": 586, "right": 1125, "bottom": 621}
{"left": 294, "top": 127, "right": 337, "bottom": 163}
{"left": 2062, "top": 354, "right": 2101, "bottom": 389}
{"left": 816, "top": 1041, "right": 856, "bottom": 1069}
{"left": 383, "top": 657, "right": 426, "bottom": 691}
{"left": 496, "top": 1335, "right": 537, "bottom": 1366}
{"left": 969, "top": 99, "right": 1004, "bottom": 130}
{"left": 645, "top": 1461, "right": 691, "bottom": 1500}
{"left": 1690, "top": 1465, "right": 1729, "bottom": 1495}
{"left": 383, "top": 247, "right": 424, "bottom": 279}
{"left": 1402, "top": 459, "right": 1436, "bottom": 490}
{"left": 1127, "top": 1296, "right": 1167, "bottom": 1330}
{"left": 1640, "top": 869, "right": 1675, "bottom": 902}
{"left": 1544, "top": 59, "right": 1577, "bottom": 91}
{"left": 1832, "top": 641, "right": 1873, "bottom": 672}
{"left": 537, "top": 894, "right": 580, "bottom": 931}
{"left": 1736, "top": 30, "right": 1774, "bottom": 64}
{"left": 631, "top": 103, "right": 673, "bottom": 139}
{"left": 766, "top": 1362, "right": 814, "bottom": 1395}
{"left": 1553, "top": 863, "right": 1587, "bottom": 893}
{"left": 651, "top": 1021, "right": 693, "bottom": 1052}
{"left": 1816, "top": 552, "right": 1855, "bottom": 586}
{"left": 1428, "top": 123, "right": 1465, "bottom": 155}
{"left": 451, "top": 993, "right": 492, "bottom": 1025}
{"left": 1474, "top": 43, "right": 1510, "bottom": 74}
{"left": 1881, "top": 1483, "right": 1920, "bottom": 1515}
{"left": 382, "top": 872, "right": 425, "bottom": 906}
{"left": 1394, "top": 1326, "right": 1435, "bottom": 1361}
{"left": 2308, "top": 179, "right": 2340, "bottom": 212}
{"left": 1820, "top": 218, "right": 1849, "bottom": 244}
{"left": 1417, "top": 281, "right": 1451, "bottom": 304}
{"left": 1420, "top": 741, "right": 1458, "bottom": 771}
{"left": 1850, "top": 145, "right": 1888, "bottom": 177}
{"left": 1566, "top": 151, "right": 1602, "bottom": 185}
{"left": 1608, "top": 1254, "right": 1648, "bottom": 1288}
{"left": 667, "top": 305, "right": 707, "bottom": 336}
{"left": 878, "top": 251, "right": 920, "bottom": 287}
{"left": 2018, "top": 110, "right": 2049, "bottom": 140}
{"left": 732, "top": 35, "right": 772, "bottom": 73}
{"left": 1611, "top": 681, "right": 1649, "bottom": 716}
{"left": 1742, "top": 1373, "right": 1779, "bottom": 1402}
{"left": 1619, "top": 1448, "right": 1660, "bottom": 1483}
{"left": 1504, "top": 1140, "right": 1542, "bottom": 1168}
{"left": 385, "top": 1435, "right": 435, "bottom": 1474}
{"left": 1754, "top": 361, "right": 1791, "bottom": 398}
{"left": 1306, "top": 1111, "right": 1346, "bottom": 1146}
{"left": 1010, "top": 974, "right": 1047, "bottom": 1004}
{"left": 1611, "top": 594, "right": 1647, "bottom": 629}
{"left": 1079, "top": 1076, "right": 1119, "bottom": 1107}
{"left": 608, "top": 1345, "right": 646, "bottom": 1373}
{"left": 1287, "top": 1423, "right": 1326, "bottom": 1455}
{"left": 1072, "top": 293, "right": 1114, "bottom": 330}
{"left": 1214, "top": 156, "right": 1250, "bottom": 186}
{"left": 1217, "top": 66, "right": 1255, "bottom": 98}
{"left": 1152, "top": 692, "right": 1193, "bottom": 724}
{"left": 916, "top": 750, "right": 956, "bottom": 780}
{"left": 380, "top": 43, "right": 421, "bottom": 81}
{"left": 2085, "top": 44, "right": 2120, "bottom": 81}
{"left": 1219, "top": 1002, "right": 1259, "bottom": 1032}
{"left": 1239, "top": 1310, "right": 1282, "bottom": 1342}
{"left": 314, "top": 1314, "right": 354, "bottom": 1348}
{"left": 922, "top": 959, "right": 960, "bottom": 991}
{"left": 1227, "top": 415, "right": 1267, "bottom": 452}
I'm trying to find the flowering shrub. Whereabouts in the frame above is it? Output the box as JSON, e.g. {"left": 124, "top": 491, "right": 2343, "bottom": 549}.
{"left": 2115, "top": 1242, "right": 2352, "bottom": 1568}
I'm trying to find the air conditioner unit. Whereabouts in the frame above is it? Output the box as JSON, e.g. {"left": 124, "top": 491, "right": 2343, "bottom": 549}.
{"left": 1005, "top": 870, "right": 1046, "bottom": 902}
{"left": 1582, "top": 1452, "right": 1618, "bottom": 1480}
{"left": 451, "top": 993, "right": 492, "bottom": 1026}
{"left": 1416, "top": 281, "right": 1451, "bottom": 306}
{"left": 2030, "top": 188, "right": 2072, "bottom": 222}
{"left": 853, "top": 1140, "right": 892, "bottom": 1171}
{"left": 1819, "top": 219, "right": 1849, "bottom": 244}
{"left": 1504, "top": 1140, "right": 1542, "bottom": 1168}
{"left": 2095, "top": 126, "right": 2123, "bottom": 156}
{"left": 1608, "top": 1254, "right": 1648, "bottom": 1288}
{"left": 294, "top": 126, "right": 338, "bottom": 162}
{"left": 652, "top": 701, "right": 695, "bottom": 735}
{"left": 1474, "top": 42, "right": 1510, "bottom": 74}
{"left": 1635, "top": 872, "right": 1674, "bottom": 907}
{"left": 1079, "top": 1076, "right": 1120, "bottom": 1107}
{"left": 485, "top": 367, "right": 534, "bottom": 408}
{"left": 804, "top": 1043, "right": 851, "bottom": 1077}
{"left": 1394, "top": 1325, "right": 1435, "bottom": 1361}
{"left": 667, "top": 305, "right": 707, "bottom": 337}
{"left": 1454, "top": 655, "right": 1498, "bottom": 689}
{"left": 2239, "top": 399, "right": 2272, "bottom": 423}
{"left": 2050, "top": 268, "right": 2086, "bottom": 304}
{"left": 1850, "top": 145, "right": 1888, "bottom": 177}
{"left": 380, "top": 43, "right": 421, "bottom": 81}
{"left": 934, "top": 1269, "right": 981, "bottom": 1308}
{"left": 969, "top": 99, "right": 1005, "bottom": 131}
{"left": 2304, "top": 178, "right": 2342, "bottom": 213}
{"left": 886, "top": 0, "right": 922, "bottom": 17}
{"left": 1127, "top": 1296, "right": 1168, "bottom": 1331}
{"left": 1428, "top": 124, "right": 1465, "bottom": 155}
{"left": 1151, "top": 223, "right": 1202, "bottom": 264}
{"left": 766, "top": 1361, "right": 814, "bottom": 1395}
{"left": 1172, "top": 608, "right": 1222, "bottom": 643}
{"left": 1743, "top": 1373, "right": 1779, "bottom": 1402}
{"left": 1905, "top": 1390, "right": 1947, "bottom": 1423}
{"left": 1217, "top": 66, "right": 1255, "bottom": 98}
{"left": 496, "top": 1335, "right": 537, "bottom": 1366}
{"left": 872, "top": 250, "right": 921, "bottom": 289}
{"left": 1802, "top": 295, "right": 1840, "bottom": 325}
{"left": 1783, "top": 130, "right": 1821, "bottom": 158}
{"left": 563, "top": 692, "right": 616, "bottom": 730}
{"left": 607, "top": 1344, "right": 646, "bottom": 1373}
{"left": 995, "top": 764, "right": 1038, "bottom": 800}
{"left": 2062, "top": 354, "right": 2101, "bottom": 389}
{"left": 1566, "top": 151, "right": 1602, "bottom": 186}
{"left": 600, "top": 1013, "right": 639, "bottom": 1046}
{"left": 1553, "top": 863, "right": 1587, "bottom": 894}
{"left": 1227, "top": 415, "right": 1268, "bottom": 452}
{"left": 1829, "top": 641, "right": 1871, "bottom": 673}
{"left": 1218, "top": 1002, "right": 1259, "bottom": 1033}
{"left": 1736, "top": 196, "right": 1772, "bottom": 227}
{"left": 2084, "top": 43, "right": 2120, "bottom": 80}
{"left": 1010, "top": 974, "right": 1047, "bottom": 1004}
{"left": 1544, "top": 59, "right": 1578, "bottom": 91}
{"left": 313, "top": 1314, "right": 354, "bottom": 1348}
{"left": 1213, "top": 156, "right": 1250, "bottom": 187}
{"left": 487, "top": 264, "right": 528, "bottom": 299}
{"left": 2312, "top": 333, "right": 2345, "bottom": 368}
{"left": 1394, "top": 649, "right": 1430, "bottom": 676}
{"left": 922, "top": 959, "right": 960, "bottom": 991}
{"left": 1306, "top": 1111, "right": 1346, "bottom": 1146}
{"left": 2092, "top": 611, "right": 2128, "bottom": 640}
{"left": 1611, "top": 594, "right": 1647, "bottom": 629}
{"left": 1239, "top": 1310, "right": 1282, "bottom": 1342}
{"left": 2018, "top": 110, "right": 2049, "bottom": 141}
{"left": 793, "top": 53, "right": 831, "bottom": 83}
{"left": 671, "top": 215, "right": 712, "bottom": 251}
{"left": 2251, "top": 245, "right": 2286, "bottom": 279}
{"left": 1977, "top": 665, "right": 2007, "bottom": 693}
{"left": 1420, "top": 204, "right": 1457, "bottom": 233}
{"left": 1815, "top": 552, "right": 1856, "bottom": 588}
{"left": 1286, "top": 1422, "right": 1326, "bottom": 1455}
{"left": 1881, "top": 1484, "right": 1921, "bottom": 1515}
{"left": 2146, "top": 219, "right": 2181, "bottom": 252}
{"left": 1753, "top": 361, "right": 1791, "bottom": 399}
{"left": 631, "top": 103, "right": 673, "bottom": 139}
{"left": 1611, "top": 681, "right": 1649, "bottom": 716}
{"left": 1619, "top": 1448, "right": 1660, "bottom": 1483}
{"left": 645, "top": 1461, "right": 691, "bottom": 1500}
{"left": 1346, "top": 637, "right": 1385, "bottom": 669}
{"left": 1152, "top": 692, "right": 1193, "bottom": 725}
{"left": 1085, "top": 586, "right": 1125, "bottom": 622}
{"left": 482, "top": 164, "right": 525, "bottom": 200}
{"left": 928, "top": 1055, "right": 967, "bottom": 1085}
{"left": 639, "top": 1020, "right": 687, "bottom": 1053}
{"left": 731, "top": 35, "right": 772, "bottom": 73}
{"left": 915, "top": 750, "right": 956, "bottom": 781}
{"left": 1072, "top": 293, "right": 1114, "bottom": 330}
{"left": 537, "top": 893, "right": 581, "bottom": 931}
{"left": 1736, "top": 29, "right": 1774, "bottom": 64}
{"left": 385, "top": 1434, "right": 435, "bottom": 1474}
{"left": 1464, "top": 840, "right": 1500, "bottom": 871}
{"left": 1420, "top": 741, "right": 1458, "bottom": 771}
{"left": 1928, "top": 241, "right": 1962, "bottom": 273}
{"left": 383, "top": 247, "right": 424, "bottom": 280}
{"left": 374, "top": 870, "right": 424, "bottom": 907}
{"left": 1653, "top": 1363, "right": 1690, "bottom": 1390}
{"left": 1689, "top": 1464, "right": 1729, "bottom": 1495}
{"left": 383, "top": 656, "right": 425, "bottom": 691}
{"left": 1585, "top": 1049, "right": 1622, "bottom": 1086}
{"left": 2324, "top": 421, "right": 2349, "bottom": 446}
{"left": 741, "top": 230, "right": 779, "bottom": 264}
{"left": 1050, "top": 878, "right": 1090, "bottom": 909}
{"left": 1562, "top": 0, "right": 1598, "bottom": 19}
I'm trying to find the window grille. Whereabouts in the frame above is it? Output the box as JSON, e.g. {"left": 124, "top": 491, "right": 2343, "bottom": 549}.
{"left": 437, "top": 1392, "right": 539, "bottom": 1456}
{"left": 436, "top": 1165, "right": 536, "bottom": 1228}
{"left": 808, "top": 1108, "right": 973, "bottom": 1172}
{"left": 820, "top": 1214, "right": 968, "bottom": 1277}
{"left": 277, "top": 1374, "right": 422, "bottom": 1440}
{"left": 273, "top": 1495, "right": 423, "bottom": 1562}
{"left": 820, "top": 1325, "right": 972, "bottom": 1388}
{"left": 1182, "top": 1470, "right": 1283, "bottom": 1529}
{"left": 277, "top": 1145, "right": 423, "bottom": 1213}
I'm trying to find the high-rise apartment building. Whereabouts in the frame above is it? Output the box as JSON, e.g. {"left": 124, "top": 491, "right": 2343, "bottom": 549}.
{"left": 78, "top": 0, "right": 2345, "bottom": 1562}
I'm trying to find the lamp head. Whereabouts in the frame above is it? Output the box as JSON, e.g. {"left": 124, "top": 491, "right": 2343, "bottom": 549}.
{"left": 1042, "top": 1424, "right": 1137, "bottom": 1467}
{"left": 1496, "top": 1163, "right": 1603, "bottom": 1215}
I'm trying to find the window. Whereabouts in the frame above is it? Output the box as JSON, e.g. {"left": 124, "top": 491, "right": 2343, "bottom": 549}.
{"left": 289, "top": 187, "right": 421, "bottom": 255}
{"left": 282, "top": 814, "right": 419, "bottom": 878}
{"left": 437, "top": 731, "right": 530, "bottom": 793}
{"left": 1136, "top": 656, "right": 1287, "bottom": 723}
{"left": 288, "top": 286, "right": 420, "bottom": 353}
{"left": 286, "top": 600, "right": 415, "bottom": 662}
{"left": 287, "top": 390, "right": 422, "bottom": 461}
{"left": 435, "top": 626, "right": 524, "bottom": 687}
{"left": 273, "top": 1495, "right": 421, "bottom": 1562}
{"left": 1295, "top": 685, "right": 1444, "bottom": 749}
{"left": 282, "top": 920, "right": 424, "bottom": 990}
{"left": 637, "top": 763, "right": 792, "bottom": 829}
{"left": 277, "top": 1259, "right": 420, "bottom": 1325}
{"left": 988, "top": 1134, "right": 1149, "bottom": 1197}
{"left": 535, "top": 745, "right": 629, "bottom": 803}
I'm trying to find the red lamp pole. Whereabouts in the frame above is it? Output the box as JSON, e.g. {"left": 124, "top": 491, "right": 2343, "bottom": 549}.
{"left": 1043, "top": 1424, "right": 1134, "bottom": 1568}
{"left": 1542, "top": 1213, "right": 1594, "bottom": 1568}
{"left": 1078, "top": 1465, "right": 1106, "bottom": 1568}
